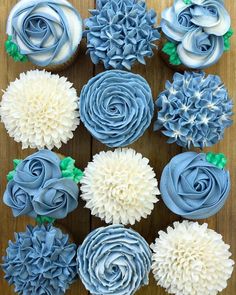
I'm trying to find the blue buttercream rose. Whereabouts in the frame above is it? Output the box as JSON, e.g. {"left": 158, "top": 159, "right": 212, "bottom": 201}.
{"left": 77, "top": 224, "right": 152, "bottom": 295}
{"left": 80, "top": 70, "right": 154, "bottom": 147}
{"left": 160, "top": 152, "right": 231, "bottom": 219}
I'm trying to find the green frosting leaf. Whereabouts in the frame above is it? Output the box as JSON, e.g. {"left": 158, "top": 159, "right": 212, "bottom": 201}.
{"left": 206, "top": 152, "right": 227, "bottom": 169}
{"left": 183, "top": 0, "right": 191, "bottom": 4}
{"left": 36, "top": 215, "right": 56, "bottom": 225}
{"left": 5, "top": 36, "right": 28, "bottom": 62}
{"left": 162, "top": 41, "right": 182, "bottom": 66}
{"left": 60, "top": 157, "right": 84, "bottom": 184}
{"left": 223, "top": 28, "right": 234, "bottom": 51}
{"left": 7, "top": 159, "right": 22, "bottom": 182}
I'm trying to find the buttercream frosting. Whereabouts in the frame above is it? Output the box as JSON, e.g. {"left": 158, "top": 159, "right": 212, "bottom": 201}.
{"left": 80, "top": 70, "right": 154, "bottom": 147}
{"left": 6, "top": 0, "right": 83, "bottom": 66}
{"left": 77, "top": 224, "right": 152, "bottom": 295}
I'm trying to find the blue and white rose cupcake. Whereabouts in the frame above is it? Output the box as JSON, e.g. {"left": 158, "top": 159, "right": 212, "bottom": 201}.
{"left": 160, "top": 0, "right": 233, "bottom": 70}
{"left": 5, "top": 0, "right": 83, "bottom": 71}
{"left": 3, "top": 150, "right": 83, "bottom": 222}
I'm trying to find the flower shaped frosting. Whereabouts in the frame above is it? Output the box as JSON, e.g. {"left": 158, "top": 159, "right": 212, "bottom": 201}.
{"left": 80, "top": 70, "right": 154, "bottom": 147}
{"left": 151, "top": 221, "right": 234, "bottom": 295}
{"left": 2, "top": 225, "right": 77, "bottom": 295}
{"left": 154, "top": 71, "right": 233, "bottom": 148}
{"left": 161, "top": 0, "right": 232, "bottom": 69}
{"left": 77, "top": 224, "right": 152, "bottom": 295}
{"left": 0, "top": 70, "right": 80, "bottom": 150}
{"left": 84, "top": 0, "right": 160, "bottom": 70}
{"left": 160, "top": 152, "right": 231, "bottom": 219}
{"left": 81, "top": 148, "right": 160, "bottom": 225}
{"left": 6, "top": 0, "right": 82, "bottom": 66}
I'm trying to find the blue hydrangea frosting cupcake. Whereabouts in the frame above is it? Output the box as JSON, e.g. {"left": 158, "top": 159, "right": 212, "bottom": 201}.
{"left": 160, "top": 0, "right": 233, "bottom": 69}
{"left": 3, "top": 150, "right": 83, "bottom": 222}
{"left": 160, "top": 151, "right": 231, "bottom": 219}
{"left": 77, "top": 224, "right": 152, "bottom": 295}
{"left": 2, "top": 224, "right": 77, "bottom": 295}
{"left": 80, "top": 70, "right": 154, "bottom": 147}
{"left": 154, "top": 71, "right": 233, "bottom": 149}
{"left": 84, "top": 0, "right": 160, "bottom": 70}
{"left": 6, "top": 0, "right": 83, "bottom": 71}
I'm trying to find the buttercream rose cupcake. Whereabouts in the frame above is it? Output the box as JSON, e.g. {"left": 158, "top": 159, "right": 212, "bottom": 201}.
{"left": 151, "top": 221, "right": 234, "bottom": 295}
{"left": 154, "top": 71, "right": 233, "bottom": 148}
{"left": 81, "top": 148, "right": 160, "bottom": 225}
{"left": 160, "top": 0, "right": 233, "bottom": 70}
{"left": 0, "top": 70, "right": 80, "bottom": 150}
{"left": 80, "top": 70, "right": 154, "bottom": 147}
{"left": 77, "top": 224, "right": 152, "bottom": 295}
{"left": 3, "top": 150, "right": 83, "bottom": 221}
{"left": 2, "top": 224, "right": 77, "bottom": 294}
{"left": 160, "top": 151, "right": 231, "bottom": 219}
{"left": 6, "top": 0, "right": 83, "bottom": 71}
{"left": 84, "top": 0, "right": 160, "bottom": 70}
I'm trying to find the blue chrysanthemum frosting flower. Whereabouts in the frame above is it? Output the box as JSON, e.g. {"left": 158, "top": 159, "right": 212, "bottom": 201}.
{"left": 2, "top": 225, "right": 77, "bottom": 295}
{"left": 77, "top": 224, "right": 152, "bottom": 295}
{"left": 154, "top": 71, "right": 233, "bottom": 149}
{"left": 84, "top": 0, "right": 160, "bottom": 70}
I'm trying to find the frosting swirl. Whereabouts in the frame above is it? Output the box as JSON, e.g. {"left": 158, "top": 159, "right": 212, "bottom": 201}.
{"left": 2, "top": 225, "right": 77, "bottom": 295}
{"left": 77, "top": 224, "right": 151, "bottom": 295}
{"left": 160, "top": 152, "right": 231, "bottom": 219}
{"left": 80, "top": 70, "right": 154, "bottom": 147}
{"left": 6, "top": 0, "right": 83, "bottom": 66}
{"left": 32, "top": 178, "right": 79, "bottom": 219}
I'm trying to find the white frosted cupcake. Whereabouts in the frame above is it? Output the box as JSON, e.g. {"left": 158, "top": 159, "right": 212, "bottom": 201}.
{"left": 0, "top": 70, "right": 79, "bottom": 149}
{"left": 80, "top": 148, "right": 160, "bottom": 225}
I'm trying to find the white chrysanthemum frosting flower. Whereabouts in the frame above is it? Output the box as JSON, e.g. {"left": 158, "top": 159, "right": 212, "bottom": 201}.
{"left": 151, "top": 221, "right": 234, "bottom": 295}
{"left": 0, "top": 70, "right": 79, "bottom": 149}
{"left": 81, "top": 148, "right": 160, "bottom": 225}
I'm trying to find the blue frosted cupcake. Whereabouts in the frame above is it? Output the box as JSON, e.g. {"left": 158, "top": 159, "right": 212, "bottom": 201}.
{"left": 3, "top": 150, "right": 83, "bottom": 221}
{"left": 2, "top": 224, "right": 77, "bottom": 295}
{"left": 84, "top": 0, "right": 160, "bottom": 70}
{"left": 160, "top": 151, "right": 231, "bottom": 219}
{"left": 77, "top": 224, "right": 152, "bottom": 295}
{"left": 154, "top": 71, "right": 233, "bottom": 149}
{"left": 80, "top": 70, "right": 154, "bottom": 147}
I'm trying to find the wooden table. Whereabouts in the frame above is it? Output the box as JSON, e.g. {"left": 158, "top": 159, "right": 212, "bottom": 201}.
{"left": 0, "top": 0, "right": 235, "bottom": 294}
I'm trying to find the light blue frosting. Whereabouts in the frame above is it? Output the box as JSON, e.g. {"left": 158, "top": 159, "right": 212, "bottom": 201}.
{"left": 84, "top": 0, "right": 160, "bottom": 70}
{"left": 161, "top": 0, "right": 231, "bottom": 68}
{"left": 160, "top": 152, "right": 231, "bottom": 219}
{"left": 80, "top": 70, "right": 154, "bottom": 147}
{"left": 77, "top": 224, "right": 151, "bottom": 295}
{"left": 154, "top": 71, "right": 233, "bottom": 149}
{"left": 2, "top": 224, "right": 77, "bottom": 295}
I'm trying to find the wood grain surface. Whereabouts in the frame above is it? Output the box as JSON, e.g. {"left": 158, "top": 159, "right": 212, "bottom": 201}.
{"left": 0, "top": 0, "right": 235, "bottom": 294}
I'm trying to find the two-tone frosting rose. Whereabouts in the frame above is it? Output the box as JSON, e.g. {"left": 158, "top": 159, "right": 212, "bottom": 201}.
{"left": 6, "top": 0, "right": 83, "bottom": 66}
{"left": 160, "top": 152, "right": 231, "bottom": 219}
{"left": 3, "top": 150, "right": 83, "bottom": 219}
{"left": 80, "top": 70, "right": 154, "bottom": 147}
{"left": 161, "top": 0, "right": 232, "bottom": 69}
{"left": 77, "top": 224, "right": 152, "bottom": 295}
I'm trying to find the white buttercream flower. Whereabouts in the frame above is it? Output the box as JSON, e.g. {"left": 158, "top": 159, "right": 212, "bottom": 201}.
{"left": 0, "top": 70, "right": 79, "bottom": 149}
{"left": 151, "top": 221, "right": 234, "bottom": 295}
{"left": 81, "top": 148, "right": 160, "bottom": 225}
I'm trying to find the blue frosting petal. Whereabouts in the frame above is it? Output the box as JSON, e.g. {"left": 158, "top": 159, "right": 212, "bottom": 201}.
{"left": 77, "top": 224, "right": 151, "bottom": 295}
{"left": 160, "top": 152, "right": 231, "bottom": 219}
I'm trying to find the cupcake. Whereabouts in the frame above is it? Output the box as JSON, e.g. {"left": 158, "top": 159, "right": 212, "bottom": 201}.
{"left": 0, "top": 70, "right": 80, "bottom": 149}
{"left": 77, "top": 224, "right": 152, "bottom": 295}
{"left": 151, "top": 221, "right": 234, "bottom": 295}
{"left": 2, "top": 224, "right": 77, "bottom": 295}
{"left": 81, "top": 148, "right": 160, "bottom": 225}
{"left": 84, "top": 0, "right": 160, "bottom": 70}
{"left": 5, "top": 0, "right": 83, "bottom": 71}
{"left": 80, "top": 70, "right": 154, "bottom": 147}
{"left": 3, "top": 149, "right": 83, "bottom": 221}
{"left": 154, "top": 71, "right": 233, "bottom": 149}
{"left": 160, "top": 151, "right": 231, "bottom": 219}
{"left": 160, "top": 0, "right": 233, "bottom": 70}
